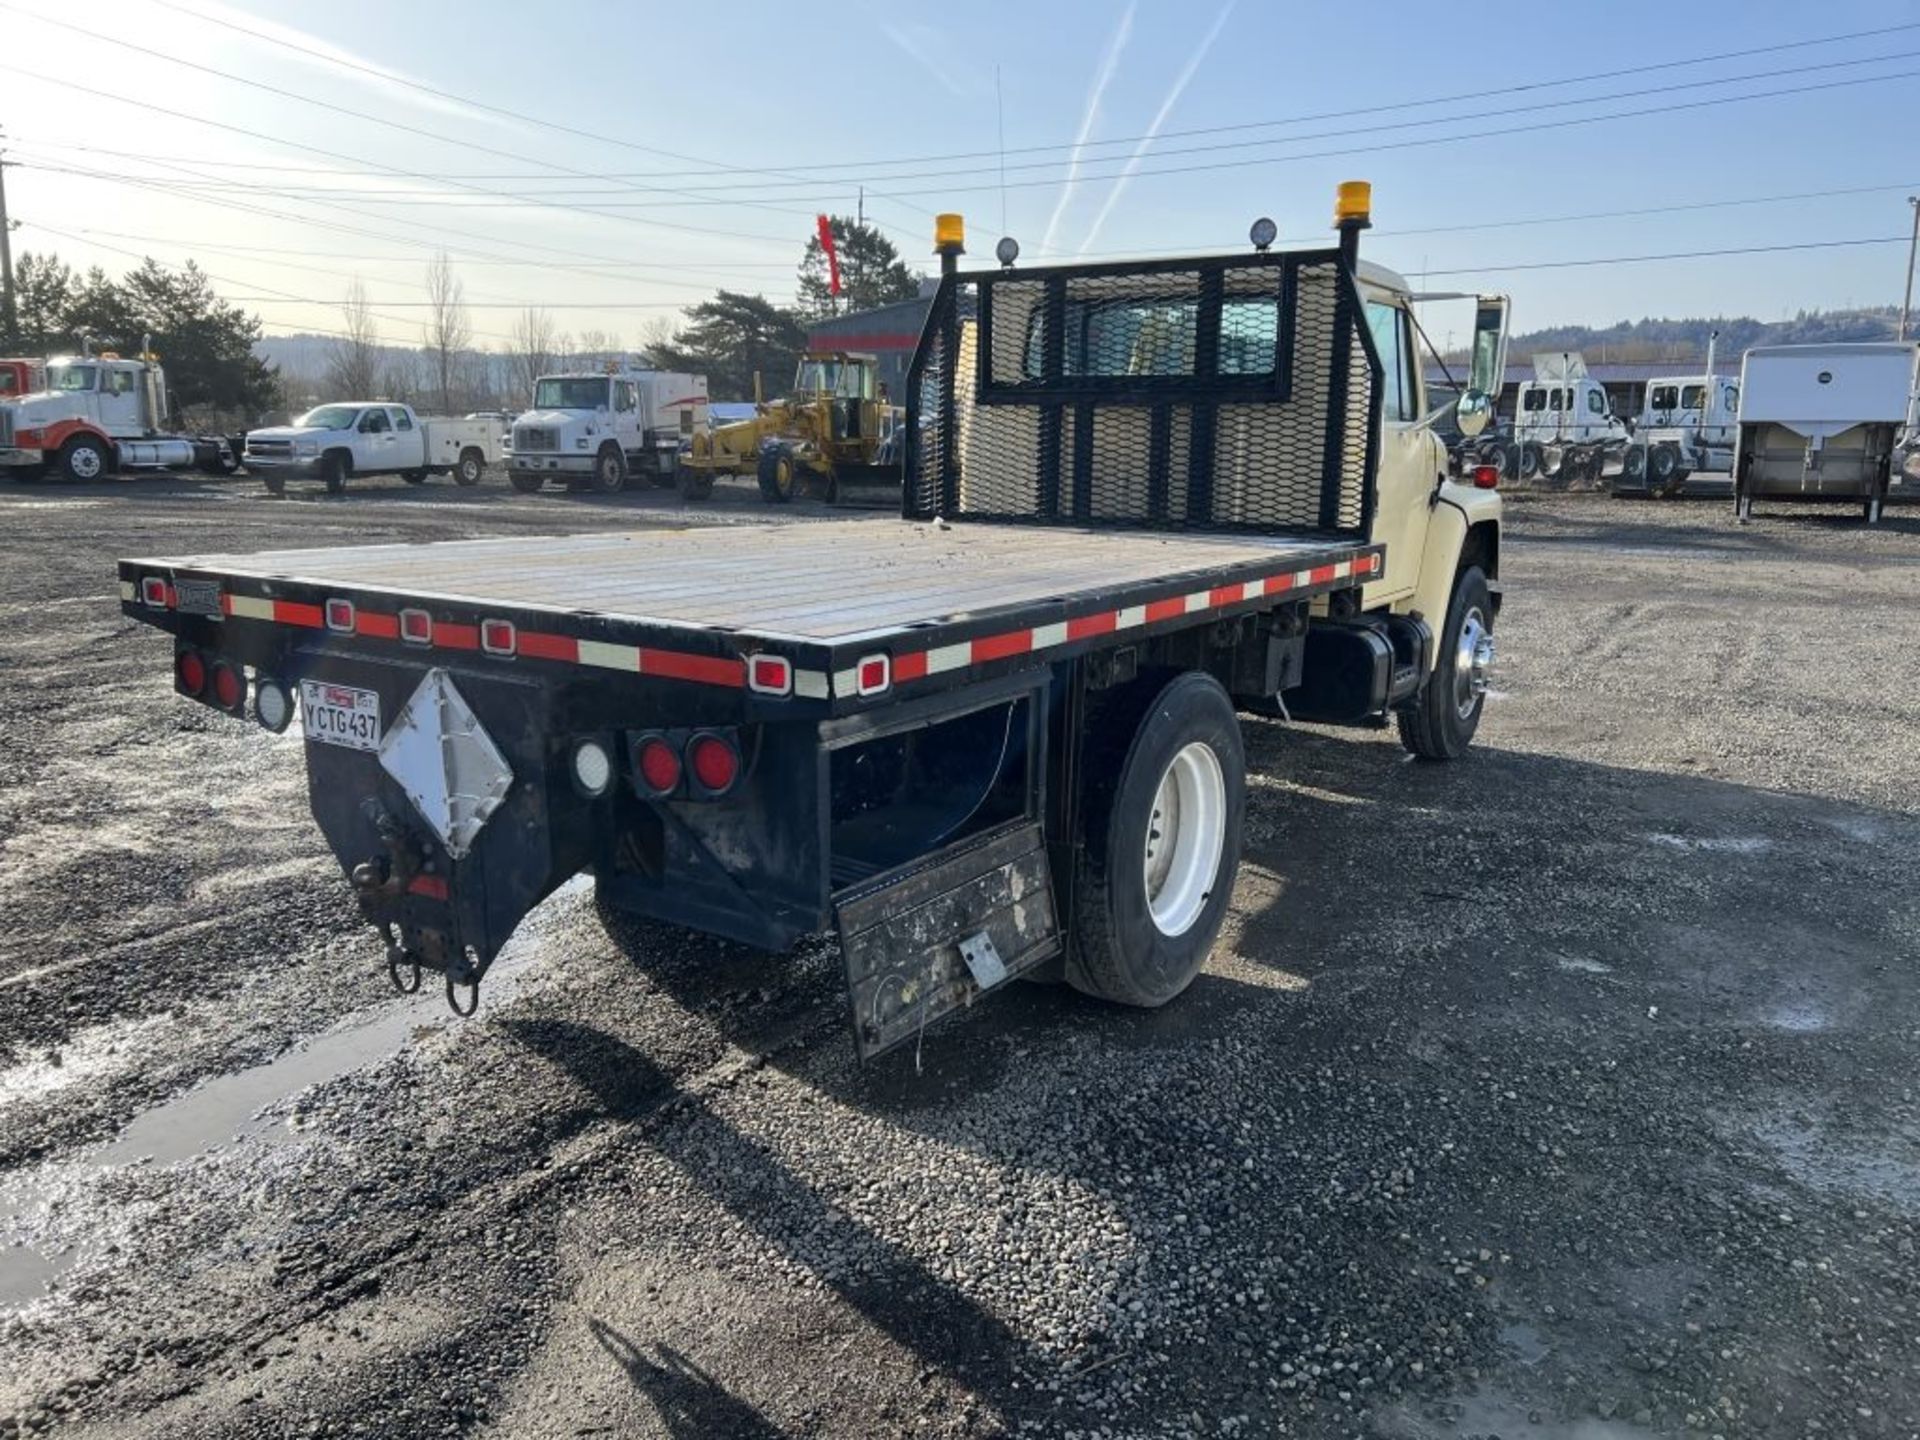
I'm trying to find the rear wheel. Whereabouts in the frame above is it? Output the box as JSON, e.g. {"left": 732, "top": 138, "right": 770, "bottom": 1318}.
{"left": 757, "top": 445, "right": 799, "bottom": 503}
{"left": 454, "top": 449, "right": 485, "bottom": 486}
{"left": 1647, "top": 444, "right": 1678, "bottom": 494}
{"left": 591, "top": 445, "right": 627, "bottom": 494}
{"left": 320, "top": 452, "right": 349, "bottom": 495}
{"left": 60, "top": 435, "right": 110, "bottom": 482}
{"left": 1397, "top": 565, "right": 1493, "bottom": 762}
{"left": 1518, "top": 442, "right": 1543, "bottom": 483}
{"left": 1069, "top": 671, "right": 1246, "bottom": 1008}
{"left": 676, "top": 463, "right": 713, "bottom": 501}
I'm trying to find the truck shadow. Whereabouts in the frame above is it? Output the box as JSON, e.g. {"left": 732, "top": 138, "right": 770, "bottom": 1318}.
{"left": 586, "top": 1322, "right": 785, "bottom": 1439}
{"left": 512, "top": 721, "right": 1920, "bottom": 1432}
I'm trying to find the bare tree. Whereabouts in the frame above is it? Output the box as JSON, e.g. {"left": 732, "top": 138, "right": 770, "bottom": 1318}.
{"left": 636, "top": 315, "right": 676, "bottom": 365}
{"left": 509, "top": 307, "right": 558, "bottom": 397}
{"left": 326, "top": 280, "right": 381, "bottom": 398}
{"left": 422, "top": 251, "right": 471, "bottom": 413}
{"left": 574, "top": 327, "right": 623, "bottom": 369}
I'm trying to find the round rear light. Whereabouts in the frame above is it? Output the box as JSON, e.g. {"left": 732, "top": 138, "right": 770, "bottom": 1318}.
{"left": 572, "top": 739, "right": 614, "bottom": 797}
{"left": 637, "top": 737, "right": 680, "bottom": 795}
{"left": 689, "top": 733, "right": 739, "bottom": 794}
{"left": 255, "top": 676, "right": 293, "bottom": 733}
{"left": 175, "top": 650, "right": 207, "bottom": 697}
{"left": 211, "top": 661, "right": 244, "bottom": 711}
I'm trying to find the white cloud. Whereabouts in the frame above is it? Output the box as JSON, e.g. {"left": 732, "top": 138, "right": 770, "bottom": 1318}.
{"left": 880, "top": 21, "right": 972, "bottom": 98}
{"left": 1078, "top": 1, "right": 1235, "bottom": 255}
{"left": 1040, "top": 3, "right": 1135, "bottom": 256}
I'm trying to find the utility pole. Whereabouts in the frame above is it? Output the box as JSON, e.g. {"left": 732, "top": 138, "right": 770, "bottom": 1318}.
{"left": 1901, "top": 195, "right": 1920, "bottom": 343}
{"left": 0, "top": 128, "right": 17, "bottom": 348}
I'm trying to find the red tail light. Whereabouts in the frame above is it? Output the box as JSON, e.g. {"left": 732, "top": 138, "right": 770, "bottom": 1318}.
{"left": 325, "top": 598, "right": 355, "bottom": 633}
{"left": 400, "top": 608, "right": 432, "bottom": 645}
{"left": 1471, "top": 463, "right": 1501, "bottom": 490}
{"left": 635, "top": 735, "right": 681, "bottom": 796}
{"left": 688, "top": 732, "right": 740, "bottom": 795}
{"left": 210, "top": 661, "right": 245, "bottom": 712}
{"left": 747, "top": 653, "right": 792, "bottom": 696}
{"left": 175, "top": 649, "right": 207, "bottom": 697}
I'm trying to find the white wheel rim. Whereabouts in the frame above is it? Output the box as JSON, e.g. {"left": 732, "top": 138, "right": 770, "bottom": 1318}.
{"left": 1143, "top": 740, "right": 1227, "bottom": 938}
{"left": 71, "top": 446, "right": 102, "bottom": 478}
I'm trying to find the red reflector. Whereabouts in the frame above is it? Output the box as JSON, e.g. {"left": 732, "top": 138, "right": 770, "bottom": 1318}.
{"left": 637, "top": 738, "right": 681, "bottom": 795}
{"left": 325, "top": 598, "right": 355, "bottom": 632}
{"left": 211, "top": 662, "right": 244, "bottom": 711}
{"left": 399, "top": 608, "right": 432, "bottom": 645}
{"left": 175, "top": 650, "right": 207, "bottom": 697}
{"left": 748, "top": 653, "right": 792, "bottom": 696}
{"left": 1472, "top": 463, "right": 1501, "bottom": 490}
{"left": 141, "top": 576, "right": 169, "bottom": 607}
{"left": 855, "top": 654, "right": 890, "bottom": 697}
{"left": 688, "top": 734, "right": 739, "bottom": 794}
{"left": 481, "top": 618, "right": 516, "bottom": 656}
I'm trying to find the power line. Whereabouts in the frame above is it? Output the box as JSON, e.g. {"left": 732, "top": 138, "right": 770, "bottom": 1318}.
{"left": 142, "top": 0, "right": 937, "bottom": 225}
{"left": 1418, "top": 235, "right": 1914, "bottom": 276}
{"left": 0, "top": 7, "right": 821, "bottom": 247}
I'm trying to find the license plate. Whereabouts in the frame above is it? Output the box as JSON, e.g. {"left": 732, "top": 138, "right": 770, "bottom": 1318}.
{"left": 300, "top": 680, "right": 381, "bottom": 751}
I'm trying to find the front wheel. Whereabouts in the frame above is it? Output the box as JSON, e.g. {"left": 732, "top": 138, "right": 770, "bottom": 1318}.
{"left": 60, "top": 435, "right": 111, "bottom": 482}
{"left": 757, "top": 445, "right": 798, "bottom": 503}
{"left": 1397, "top": 565, "right": 1493, "bottom": 762}
{"left": 401, "top": 469, "right": 429, "bottom": 485}
{"left": 454, "top": 449, "right": 485, "bottom": 486}
{"left": 591, "top": 446, "right": 627, "bottom": 494}
{"left": 509, "top": 471, "right": 543, "bottom": 494}
{"left": 320, "top": 452, "right": 349, "bottom": 495}
{"left": 1069, "top": 671, "right": 1246, "bottom": 1009}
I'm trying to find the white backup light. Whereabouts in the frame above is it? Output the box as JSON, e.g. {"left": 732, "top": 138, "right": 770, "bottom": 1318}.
{"left": 572, "top": 739, "right": 614, "bottom": 797}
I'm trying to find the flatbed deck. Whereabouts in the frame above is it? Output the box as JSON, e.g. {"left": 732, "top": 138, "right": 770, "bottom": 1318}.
{"left": 129, "top": 518, "right": 1375, "bottom": 647}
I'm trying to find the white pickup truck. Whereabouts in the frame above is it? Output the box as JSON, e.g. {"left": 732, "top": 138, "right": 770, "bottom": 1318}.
{"left": 245, "top": 403, "right": 503, "bottom": 495}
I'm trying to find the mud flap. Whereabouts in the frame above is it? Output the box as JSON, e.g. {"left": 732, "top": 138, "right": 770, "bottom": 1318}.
{"left": 835, "top": 821, "right": 1060, "bottom": 1061}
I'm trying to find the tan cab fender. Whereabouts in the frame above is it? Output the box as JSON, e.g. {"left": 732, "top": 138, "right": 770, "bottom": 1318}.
{"left": 1411, "top": 481, "right": 1501, "bottom": 668}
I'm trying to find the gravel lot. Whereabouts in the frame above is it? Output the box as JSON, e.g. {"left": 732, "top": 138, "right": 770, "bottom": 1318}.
{"left": 1, "top": 473, "right": 1917, "bottom": 1439}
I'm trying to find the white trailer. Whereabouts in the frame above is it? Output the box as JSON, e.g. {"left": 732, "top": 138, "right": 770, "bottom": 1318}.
{"left": 1733, "top": 341, "right": 1920, "bottom": 524}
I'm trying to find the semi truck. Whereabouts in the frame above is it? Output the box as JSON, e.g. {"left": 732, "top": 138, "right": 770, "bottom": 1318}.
{"left": 1734, "top": 341, "right": 1920, "bottom": 525}
{"left": 115, "top": 185, "right": 1510, "bottom": 1058}
{"left": 1509, "top": 353, "right": 1630, "bottom": 486}
{"left": 507, "top": 364, "right": 707, "bottom": 494}
{"left": 244, "top": 403, "right": 502, "bottom": 495}
{"left": 0, "top": 350, "right": 243, "bottom": 481}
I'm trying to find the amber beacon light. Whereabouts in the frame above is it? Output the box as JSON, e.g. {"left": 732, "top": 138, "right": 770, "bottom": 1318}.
{"left": 1333, "top": 180, "right": 1372, "bottom": 229}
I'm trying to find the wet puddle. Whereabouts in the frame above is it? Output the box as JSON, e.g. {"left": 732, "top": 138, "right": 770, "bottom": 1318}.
{"left": 0, "top": 880, "right": 581, "bottom": 1309}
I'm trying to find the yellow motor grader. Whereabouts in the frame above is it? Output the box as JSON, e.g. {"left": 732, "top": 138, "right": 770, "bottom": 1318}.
{"left": 675, "top": 351, "right": 902, "bottom": 504}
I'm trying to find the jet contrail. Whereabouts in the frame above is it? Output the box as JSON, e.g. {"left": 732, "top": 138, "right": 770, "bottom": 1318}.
{"left": 1077, "top": 1, "right": 1236, "bottom": 255}
{"left": 1040, "top": 2, "right": 1136, "bottom": 256}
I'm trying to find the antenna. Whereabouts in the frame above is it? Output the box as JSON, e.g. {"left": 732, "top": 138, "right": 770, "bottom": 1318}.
{"left": 995, "top": 64, "right": 1008, "bottom": 239}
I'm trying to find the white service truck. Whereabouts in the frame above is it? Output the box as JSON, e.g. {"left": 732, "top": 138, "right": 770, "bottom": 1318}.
{"left": 0, "top": 351, "right": 243, "bottom": 481}
{"left": 1733, "top": 341, "right": 1920, "bottom": 525}
{"left": 245, "top": 403, "right": 502, "bottom": 495}
{"left": 507, "top": 365, "right": 708, "bottom": 494}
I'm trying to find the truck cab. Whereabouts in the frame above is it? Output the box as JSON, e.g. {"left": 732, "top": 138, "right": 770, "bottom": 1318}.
{"left": 0, "top": 358, "right": 45, "bottom": 400}
{"left": 508, "top": 366, "right": 708, "bottom": 495}
{"left": 0, "top": 352, "right": 238, "bottom": 481}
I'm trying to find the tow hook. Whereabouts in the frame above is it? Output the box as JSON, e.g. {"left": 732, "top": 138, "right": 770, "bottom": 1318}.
{"left": 352, "top": 854, "right": 396, "bottom": 896}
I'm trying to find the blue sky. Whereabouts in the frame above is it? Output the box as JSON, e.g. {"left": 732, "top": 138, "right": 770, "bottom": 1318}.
{"left": 5, "top": 0, "right": 1919, "bottom": 350}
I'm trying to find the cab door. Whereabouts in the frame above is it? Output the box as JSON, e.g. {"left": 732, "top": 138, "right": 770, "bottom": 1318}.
{"left": 1364, "top": 298, "right": 1440, "bottom": 602}
{"left": 97, "top": 366, "right": 143, "bottom": 436}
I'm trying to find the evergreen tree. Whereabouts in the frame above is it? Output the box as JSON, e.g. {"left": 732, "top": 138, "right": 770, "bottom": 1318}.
{"left": 796, "top": 217, "right": 922, "bottom": 319}
{"left": 652, "top": 291, "right": 810, "bottom": 401}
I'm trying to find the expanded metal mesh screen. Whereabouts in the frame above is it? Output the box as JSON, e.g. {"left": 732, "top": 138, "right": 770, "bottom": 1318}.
{"left": 905, "top": 251, "right": 1380, "bottom": 537}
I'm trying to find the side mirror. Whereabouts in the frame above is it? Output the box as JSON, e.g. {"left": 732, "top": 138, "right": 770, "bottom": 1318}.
{"left": 1467, "top": 296, "right": 1510, "bottom": 406}
{"left": 1457, "top": 390, "right": 1494, "bottom": 438}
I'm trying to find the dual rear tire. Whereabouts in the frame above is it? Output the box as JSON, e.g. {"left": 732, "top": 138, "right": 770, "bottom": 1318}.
{"left": 1070, "top": 672, "right": 1245, "bottom": 1009}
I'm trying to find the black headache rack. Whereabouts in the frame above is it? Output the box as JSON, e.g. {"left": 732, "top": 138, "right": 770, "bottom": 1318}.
{"left": 904, "top": 246, "right": 1382, "bottom": 537}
